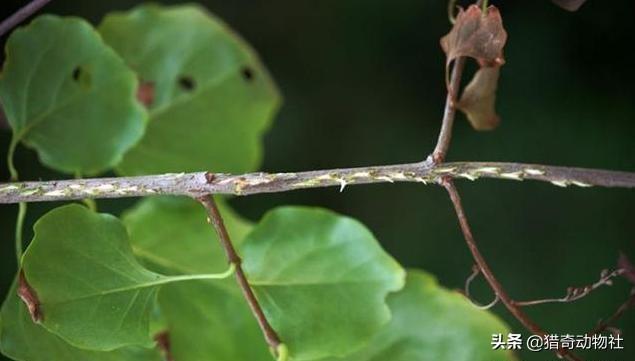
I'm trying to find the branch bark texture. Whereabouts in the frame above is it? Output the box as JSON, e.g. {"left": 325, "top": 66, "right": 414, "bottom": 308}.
{"left": 1, "top": 161, "right": 633, "bottom": 204}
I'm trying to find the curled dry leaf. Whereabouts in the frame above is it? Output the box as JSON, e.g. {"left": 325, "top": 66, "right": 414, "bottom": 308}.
{"left": 457, "top": 66, "right": 501, "bottom": 131}
{"left": 440, "top": 5, "right": 507, "bottom": 73}
{"left": 551, "top": 0, "right": 588, "bottom": 12}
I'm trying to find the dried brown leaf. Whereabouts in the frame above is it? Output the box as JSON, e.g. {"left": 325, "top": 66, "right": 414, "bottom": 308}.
{"left": 17, "top": 270, "right": 43, "bottom": 323}
{"left": 440, "top": 5, "right": 508, "bottom": 70}
{"left": 552, "top": 0, "right": 588, "bottom": 12}
{"left": 457, "top": 66, "right": 501, "bottom": 131}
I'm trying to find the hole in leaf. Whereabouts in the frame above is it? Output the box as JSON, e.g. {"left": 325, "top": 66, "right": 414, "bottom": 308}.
{"left": 72, "top": 66, "right": 91, "bottom": 89}
{"left": 72, "top": 67, "right": 81, "bottom": 81}
{"left": 178, "top": 76, "right": 196, "bottom": 91}
{"left": 241, "top": 66, "right": 255, "bottom": 82}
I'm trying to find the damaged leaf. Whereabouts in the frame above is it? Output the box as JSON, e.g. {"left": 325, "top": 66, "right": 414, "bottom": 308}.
{"left": 552, "top": 0, "right": 588, "bottom": 11}
{"left": 21, "top": 204, "right": 234, "bottom": 351}
{"left": 0, "top": 278, "right": 163, "bottom": 361}
{"left": 457, "top": 66, "right": 501, "bottom": 131}
{"left": 17, "top": 270, "right": 42, "bottom": 323}
{"left": 440, "top": 5, "right": 507, "bottom": 71}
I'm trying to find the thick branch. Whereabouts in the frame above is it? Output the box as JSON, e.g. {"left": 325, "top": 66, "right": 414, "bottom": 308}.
{"left": 197, "top": 195, "right": 282, "bottom": 350}
{"left": 0, "top": 161, "right": 633, "bottom": 204}
{"left": 0, "top": 0, "right": 52, "bottom": 38}
{"left": 443, "top": 179, "right": 582, "bottom": 361}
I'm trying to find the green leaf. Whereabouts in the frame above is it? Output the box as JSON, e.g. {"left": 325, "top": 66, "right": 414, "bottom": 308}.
{"left": 0, "top": 15, "right": 146, "bottom": 175}
{"left": 318, "top": 270, "right": 515, "bottom": 361}
{"left": 240, "top": 207, "right": 406, "bottom": 360}
{"left": 21, "top": 204, "right": 232, "bottom": 351}
{"left": 160, "top": 280, "right": 271, "bottom": 361}
{"left": 0, "top": 278, "right": 162, "bottom": 361}
{"left": 124, "top": 196, "right": 252, "bottom": 275}
{"left": 98, "top": 4, "right": 281, "bottom": 175}
{"left": 124, "top": 197, "right": 271, "bottom": 361}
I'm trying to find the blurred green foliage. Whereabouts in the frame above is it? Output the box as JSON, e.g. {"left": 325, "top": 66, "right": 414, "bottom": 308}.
{"left": 1, "top": 0, "right": 633, "bottom": 360}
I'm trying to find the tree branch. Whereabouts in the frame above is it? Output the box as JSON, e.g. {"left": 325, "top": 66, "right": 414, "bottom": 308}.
{"left": 443, "top": 179, "right": 582, "bottom": 361}
{"left": 0, "top": 0, "right": 52, "bottom": 38}
{"left": 0, "top": 161, "right": 633, "bottom": 204}
{"left": 197, "top": 195, "right": 282, "bottom": 352}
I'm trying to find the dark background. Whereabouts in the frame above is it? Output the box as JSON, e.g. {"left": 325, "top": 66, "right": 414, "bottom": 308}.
{"left": 1, "top": 0, "right": 634, "bottom": 360}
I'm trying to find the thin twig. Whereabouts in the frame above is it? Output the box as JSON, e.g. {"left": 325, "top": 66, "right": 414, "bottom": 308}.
{"left": 0, "top": 161, "right": 633, "bottom": 204}
{"left": 515, "top": 269, "right": 624, "bottom": 307}
{"left": 463, "top": 265, "right": 500, "bottom": 309}
{"left": 0, "top": 0, "right": 52, "bottom": 38}
{"left": 443, "top": 179, "right": 582, "bottom": 361}
{"left": 197, "top": 195, "right": 282, "bottom": 352}
{"left": 589, "top": 288, "right": 635, "bottom": 335}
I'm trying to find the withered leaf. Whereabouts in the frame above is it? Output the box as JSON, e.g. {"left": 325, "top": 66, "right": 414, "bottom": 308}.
{"left": 457, "top": 66, "right": 501, "bottom": 131}
{"left": 551, "top": 0, "right": 588, "bottom": 12}
{"left": 618, "top": 253, "right": 635, "bottom": 285}
{"left": 440, "top": 5, "right": 508, "bottom": 70}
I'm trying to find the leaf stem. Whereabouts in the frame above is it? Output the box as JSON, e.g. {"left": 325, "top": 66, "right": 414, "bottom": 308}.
{"left": 197, "top": 195, "right": 282, "bottom": 352}
{"left": 0, "top": 0, "right": 53, "bottom": 38}
{"left": 7, "top": 136, "right": 19, "bottom": 182}
{"left": 14, "top": 202, "right": 26, "bottom": 264}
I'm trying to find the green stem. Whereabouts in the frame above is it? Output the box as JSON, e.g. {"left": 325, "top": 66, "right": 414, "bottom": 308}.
{"left": 7, "top": 136, "right": 19, "bottom": 182}
{"left": 276, "top": 344, "right": 289, "bottom": 361}
{"left": 8, "top": 137, "right": 26, "bottom": 265}
{"left": 481, "top": 0, "right": 489, "bottom": 13}
{"left": 14, "top": 202, "right": 26, "bottom": 264}
{"left": 162, "top": 264, "right": 236, "bottom": 284}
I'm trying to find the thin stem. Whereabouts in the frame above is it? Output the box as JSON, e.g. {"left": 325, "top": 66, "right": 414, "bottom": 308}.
{"left": 442, "top": 179, "right": 582, "bottom": 361}
{"left": 515, "top": 269, "right": 624, "bottom": 307}
{"left": 197, "top": 195, "right": 282, "bottom": 352}
{"left": 0, "top": 161, "right": 633, "bottom": 204}
{"left": 589, "top": 288, "right": 635, "bottom": 335}
{"left": 14, "top": 202, "right": 26, "bottom": 264}
{"left": 0, "top": 0, "right": 53, "bottom": 38}
{"left": 7, "top": 136, "right": 19, "bottom": 182}
{"left": 432, "top": 57, "right": 466, "bottom": 163}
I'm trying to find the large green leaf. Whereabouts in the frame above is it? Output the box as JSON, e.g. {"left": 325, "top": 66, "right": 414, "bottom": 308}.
{"left": 124, "top": 197, "right": 271, "bottom": 361}
{"left": 241, "top": 207, "right": 406, "bottom": 360}
{"left": 21, "top": 204, "right": 231, "bottom": 351}
{"left": 0, "top": 279, "right": 163, "bottom": 361}
{"left": 0, "top": 15, "right": 145, "bottom": 174}
{"left": 99, "top": 4, "right": 281, "bottom": 175}
{"left": 319, "top": 271, "right": 515, "bottom": 361}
